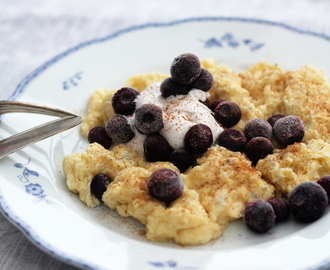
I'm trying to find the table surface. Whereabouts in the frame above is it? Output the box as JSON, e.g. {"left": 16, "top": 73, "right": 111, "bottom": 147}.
{"left": 1, "top": 0, "right": 330, "bottom": 269}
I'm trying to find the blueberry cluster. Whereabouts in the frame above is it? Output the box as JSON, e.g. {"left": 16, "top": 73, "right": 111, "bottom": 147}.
{"left": 86, "top": 53, "right": 220, "bottom": 204}
{"left": 87, "top": 53, "right": 220, "bottom": 174}
{"left": 243, "top": 178, "right": 330, "bottom": 233}
{"left": 211, "top": 99, "right": 326, "bottom": 233}
{"left": 87, "top": 86, "right": 141, "bottom": 148}
{"left": 161, "top": 53, "right": 214, "bottom": 98}
{"left": 215, "top": 107, "right": 305, "bottom": 164}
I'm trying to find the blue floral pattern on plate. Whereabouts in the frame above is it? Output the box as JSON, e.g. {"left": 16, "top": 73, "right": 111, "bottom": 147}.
{"left": 200, "top": 32, "right": 264, "bottom": 51}
{"left": 149, "top": 260, "right": 197, "bottom": 269}
{"left": 14, "top": 158, "right": 51, "bottom": 204}
{"left": 62, "top": 71, "right": 83, "bottom": 90}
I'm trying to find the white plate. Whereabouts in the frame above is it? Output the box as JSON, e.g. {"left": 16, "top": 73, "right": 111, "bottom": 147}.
{"left": 1, "top": 17, "right": 330, "bottom": 270}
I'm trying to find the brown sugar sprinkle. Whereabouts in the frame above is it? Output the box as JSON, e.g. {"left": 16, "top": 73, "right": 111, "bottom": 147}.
{"left": 184, "top": 146, "right": 268, "bottom": 195}
{"left": 64, "top": 59, "right": 330, "bottom": 245}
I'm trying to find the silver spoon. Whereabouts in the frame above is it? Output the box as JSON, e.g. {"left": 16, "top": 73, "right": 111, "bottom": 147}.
{"left": 0, "top": 101, "right": 82, "bottom": 159}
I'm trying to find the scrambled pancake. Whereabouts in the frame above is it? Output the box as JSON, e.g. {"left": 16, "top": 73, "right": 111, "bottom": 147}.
{"left": 63, "top": 59, "right": 330, "bottom": 245}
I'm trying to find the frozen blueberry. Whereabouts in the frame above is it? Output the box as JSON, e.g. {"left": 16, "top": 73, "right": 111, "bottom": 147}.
{"left": 184, "top": 124, "right": 213, "bottom": 154}
{"left": 88, "top": 126, "right": 113, "bottom": 149}
{"left": 105, "top": 115, "right": 134, "bottom": 143}
{"left": 168, "top": 148, "right": 196, "bottom": 173}
{"left": 217, "top": 128, "right": 247, "bottom": 152}
{"left": 267, "top": 114, "right": 285, "bottom": 127}
{"left": 189, "top": 68, "right": 214, "bottom": 92}
{"left": 210, "top": 99, "right": 225, "bottom": 112}
{"left": 91, "top": 173, "right": 112, "bottom": 201}
{"left": 135, "top": 104, "right": 164, "bottom": 134}
{"left": 267, "top": 197, "right": 291, "bottom": 222}
{"left": 244, "top": 118, "right": 273, "bottom": 141}
{"left": 317, "top": 175, "right": 330, "bottom": 202}
{"left": 200, "top": 98, "right": 211, "bottom": 108}
{"left": 147, "top": 168, "right": 184, "bottom": 203}
{"left": 170, "top": 53, "right": 202, "bottom": 85}
{"left": 244, "top": 137, "right": 274, "bottom": 164}
{"left": 289, "top": 181, "right": 328, "bottom": 222}
{"left": 144, "top": 133, "right": 174, "bottom": 162}
{"left": 214, "top": 101, "right": 241, "bottom": 128}
{"left": 273, "top": 116, "right": 304, "bottom": 146}
{"left": 243, "top": 199, "right": 275, "bottom": 233}
{"left": 112, "top": 87, "right": 140, "bottom": 115}
{"left": 160, "top": 77, "right": 188, "bottom": 98}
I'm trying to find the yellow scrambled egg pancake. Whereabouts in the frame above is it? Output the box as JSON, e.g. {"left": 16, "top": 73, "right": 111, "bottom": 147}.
{"left": 63, "top": 59, "right": 330, "bottom": 245}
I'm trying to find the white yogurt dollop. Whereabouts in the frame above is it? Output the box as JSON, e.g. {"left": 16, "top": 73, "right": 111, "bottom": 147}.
{"left": 126, "top": 82, "right": 223, "bottom": 154}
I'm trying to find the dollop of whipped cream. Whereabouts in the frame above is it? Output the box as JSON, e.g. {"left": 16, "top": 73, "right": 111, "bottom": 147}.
{"left": 126, "top": 82, "right": 223, "bottom": 154}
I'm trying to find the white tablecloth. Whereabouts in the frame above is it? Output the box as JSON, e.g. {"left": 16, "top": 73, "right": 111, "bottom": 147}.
{"left": 1, "top": 0, "right": 330, "bottom": 269}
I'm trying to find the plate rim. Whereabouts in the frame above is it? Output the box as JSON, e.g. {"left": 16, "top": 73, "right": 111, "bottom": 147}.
{"left": 2, "top": 16, "right": 330, "bottom": 270}
{"left": 9, "top": 16, "right": 330, "bottom": 103}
